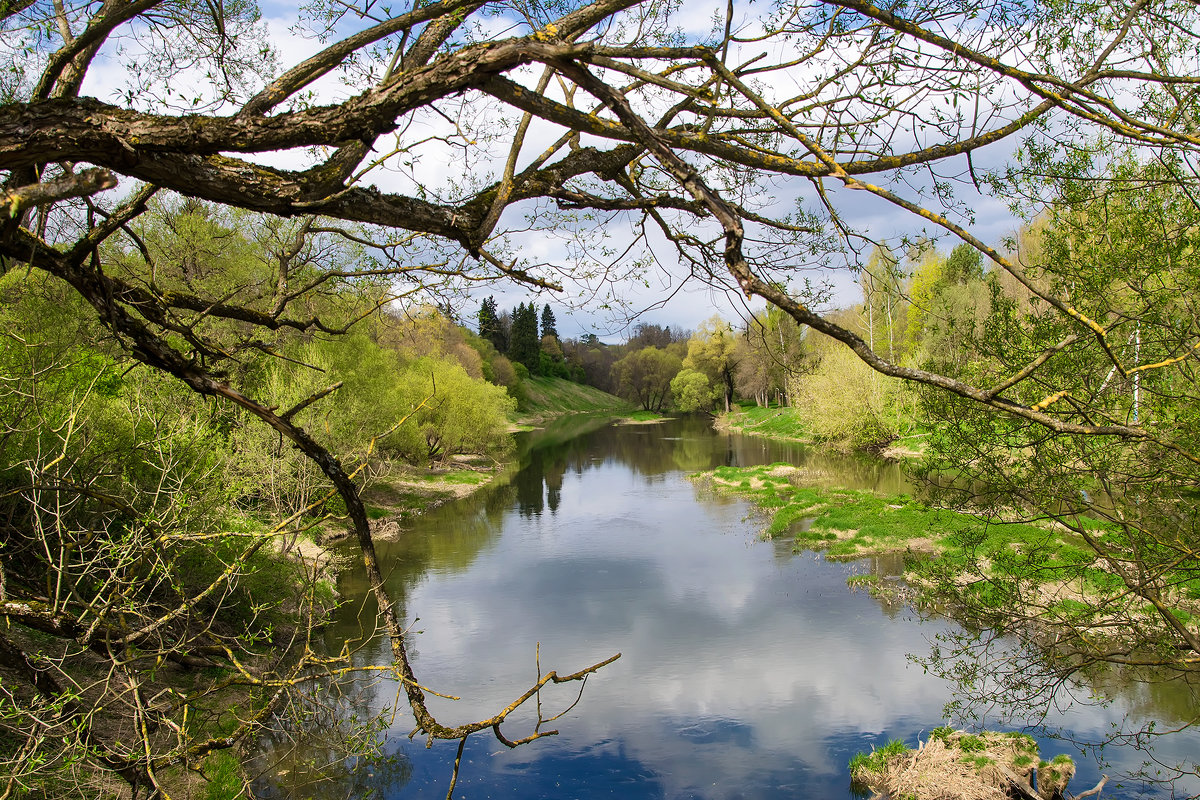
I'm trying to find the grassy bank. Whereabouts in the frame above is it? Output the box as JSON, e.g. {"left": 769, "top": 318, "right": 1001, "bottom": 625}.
{"left": 361, "top": 460, "right": 499, "bottom": 528}
{"left": 693, "top": 463, "right": 1200, "bottom": 633}
{"left": 717, "top": 402, "right": 929, "bottom": 458}
{"left": 519, "top": 376, "right": 632, "bottom": 418}
{"left": 717, "top": 404, "right": 813, "bottom": 441}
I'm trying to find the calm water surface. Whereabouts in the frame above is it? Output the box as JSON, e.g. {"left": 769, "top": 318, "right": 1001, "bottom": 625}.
{"left": 257, "top": 415, "right": 1200, "bottom": 799}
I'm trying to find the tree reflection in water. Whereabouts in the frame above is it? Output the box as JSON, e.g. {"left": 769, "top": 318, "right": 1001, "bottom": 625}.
{"left": 249, "top": 678, "right": 414, "bottom": 799}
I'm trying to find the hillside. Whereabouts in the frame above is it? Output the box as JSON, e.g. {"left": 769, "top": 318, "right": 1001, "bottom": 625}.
{"left": 519, "top": 376, "right": 632, "bottom": 416}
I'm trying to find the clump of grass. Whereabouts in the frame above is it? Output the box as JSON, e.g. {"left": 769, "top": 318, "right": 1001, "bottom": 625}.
{"left": 929, "top": 725, "right": 955, "bottom": 743}
{"left": 766, "top": 504, "right": 816, "bottom": 538}
{"left": 203, "top": 751, "right": 244, "bottom": 800}
{"left": 624, "top": 409, "right": 667, "bottom": 422}
{"left": 957, "top": 734, "right": 987, "bottom": 753}
{"left": 849, "top": 738, "right": 908, "bottom": 784}
{"left": 407, "top": 469, "right": 488, "bottom": 485}
{"left": 1005, "top": 732, "right": 1038, "bottom": 752}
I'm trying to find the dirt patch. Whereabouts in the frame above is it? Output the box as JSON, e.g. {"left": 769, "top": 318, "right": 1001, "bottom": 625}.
{"left": 286, "top": 535, "right": 334, "bottom": 572}
{"left": 386, "top": 477, "right": 480, "bottom": 500}
{"left": 821, "top": 527, "right": 859, "bottom": 541}
{"left": 311, "top": 461, "right": 504, "bottom": 551}
{"left": 881, "top": 442, "right": 924, "bottom": 459}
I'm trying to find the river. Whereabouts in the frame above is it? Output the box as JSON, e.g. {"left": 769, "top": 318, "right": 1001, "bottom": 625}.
{"left": 254, "top": 415, "right": 1200, "bottom": 799}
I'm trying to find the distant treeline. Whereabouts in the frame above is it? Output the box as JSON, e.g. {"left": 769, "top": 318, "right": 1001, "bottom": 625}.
{"left": 481, "top": 233, "right": 1038, "bottom": 454}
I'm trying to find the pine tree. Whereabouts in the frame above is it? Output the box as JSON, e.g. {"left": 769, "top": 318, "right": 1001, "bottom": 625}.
{"left": 508, "top": 302, "right": 540, "bottom": 374}
{"left": 478, "top": 296, "right": 505, "bottom": 351}
{"left": 540, "top": 304, "right": 558, "bottom": 340}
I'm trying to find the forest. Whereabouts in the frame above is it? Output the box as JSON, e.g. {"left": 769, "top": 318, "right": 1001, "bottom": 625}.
{"left": 2, "top": 0, "right": 1200, "bottom": 795}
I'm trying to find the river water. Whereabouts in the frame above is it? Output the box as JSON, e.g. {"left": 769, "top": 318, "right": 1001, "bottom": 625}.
{"left": 255, "top": 415, "right": 1200, "bottom": 799}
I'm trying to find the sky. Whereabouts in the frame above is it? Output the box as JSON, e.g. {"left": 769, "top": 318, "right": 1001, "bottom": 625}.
{"left": 72, "top": 0, "right": 1031, "bottom": 344}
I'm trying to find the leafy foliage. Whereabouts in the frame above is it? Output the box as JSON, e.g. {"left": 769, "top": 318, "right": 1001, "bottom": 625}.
{"left": 613, "top": 346, "right": 682, "bottom": 411}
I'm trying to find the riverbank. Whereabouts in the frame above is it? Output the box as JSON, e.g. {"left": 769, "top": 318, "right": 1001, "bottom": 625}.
{"left": 692, "top": 462, "right": 1200, "bottom": 644}
{"left": 717, "top": 403, "right": 928, "bottom": 458}
{"left": 716, "top": 404, "right": 813, "bottom": 442}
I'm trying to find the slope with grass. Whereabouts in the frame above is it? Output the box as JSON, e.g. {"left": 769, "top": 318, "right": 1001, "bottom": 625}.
{"left": 717, "top": 404, "right": 813, "bottom": 441}
{"left": 519, "top": 376, "right": 633, "bottom": 417}
{"left": 718, "top": 402, "right": 929, "bottom": 457}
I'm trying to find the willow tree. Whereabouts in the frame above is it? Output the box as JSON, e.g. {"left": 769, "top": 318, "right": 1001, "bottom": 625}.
{"left": 4, "top": 0, "right": 1200, "bottom": 793}
{"left": 913, "top": 155, "right": 1200, "bottom": 784}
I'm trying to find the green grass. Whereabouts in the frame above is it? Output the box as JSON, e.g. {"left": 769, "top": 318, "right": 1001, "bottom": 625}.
{"left": 697, "top": 463, "right": 1125, "bottom": 606}
{"left": 929, "top": 725, "right": 955, "bottom": 743}
{"left": 957, "top": 734, "right": 987, "bottom": 752}
{"left": 722, "top": 404, "right": 813, "bottom": 440}
{"left": 203, "top": 751, "right": 244, "bottom": 799}
{"left": 519, "top": 376, "right": 631, "bottom": 414}
{"left": 623, "top": 409, "right": 670, "bottom": 421}
{"left": 1005, "top": 732, "right": 1038, "bottom": 752}
{"left": 849, "top": 738, "right": 908, "bottom": 780}
{"left": 702, "top": 463, "right": 1200, "bottom": 645}
{"left": 888, "top": 429, "right": 930, "bottom": 456}
{"left": 407, "top": 469, "right": 489, "bottom": 485}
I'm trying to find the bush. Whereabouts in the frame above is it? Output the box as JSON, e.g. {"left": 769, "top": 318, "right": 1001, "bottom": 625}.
{"left": 789, "top": 346, "right": 914, "bottom": 448}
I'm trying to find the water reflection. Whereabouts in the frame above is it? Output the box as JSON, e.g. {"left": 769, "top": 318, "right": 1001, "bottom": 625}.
{"left": 258, "top": 416, "right": 1200, "bottom": 799}
{"left": 248, "top": 684, "right": 414, "bottom": 799}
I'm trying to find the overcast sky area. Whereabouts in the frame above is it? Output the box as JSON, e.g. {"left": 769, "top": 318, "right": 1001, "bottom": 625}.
{"left": 75, "top": 0, "right": 1034, "bottom": 343}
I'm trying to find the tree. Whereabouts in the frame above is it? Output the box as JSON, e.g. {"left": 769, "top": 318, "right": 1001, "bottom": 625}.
{"left": 0, "top": 203, "right": 577, "bottom": 797}
{"left": 791, "top": 333, "right": 913, "bottom": 448}
{"left": 910, "top": 158, "right": 1200, "bottom": 759}
{"left": 507, "top": 301, "right": 541, "bottom": 374}
{"left": 735, "top": 306, "right": 807, "bottom": 407}
{"left": 860, "top": 245, "right": 906, "bottom": 361}
{"left": 684, "top": 316, "right": 738, "bottom": 413}
{"left": 903, "top": 243, "right": 945, "bottom": 357}
{"left": 478, "top": 295, "right": 505, "bottom": 352}
{"left": 612, "top": 346, "right": 682, "bottom": 411}
{"left": 392, "top": 357, "right": 517, "bottom": 465}
{"left": 563, "top": 333, "right": 619, "bottom": 392}
{"left": 626, "top": 322, "right": 686, "bottom": 350}
{"left": 540, "top": 303, "right": 559, "bottom": 340}
{"left": 942, "top": 243, "right": 984, "bottom": 287}
{"left": 671, "top": 368, "right": 717, "bottom": 413}
{"left": 6, "top": 0, "right": 1200, "bottom": 791}
{"left": 380, "top": 305, "right": 486, "bottom": 378}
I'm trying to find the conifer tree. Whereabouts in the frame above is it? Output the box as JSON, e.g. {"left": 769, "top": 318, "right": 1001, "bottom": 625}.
{"left": 478, "top": 296, "right": 505, "bottom": 352}
{"left": 540, "top": 304, "right": 558, "bottom": 340}
{"left": 508, "top": 302, "right": 540, "bottom": 374}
